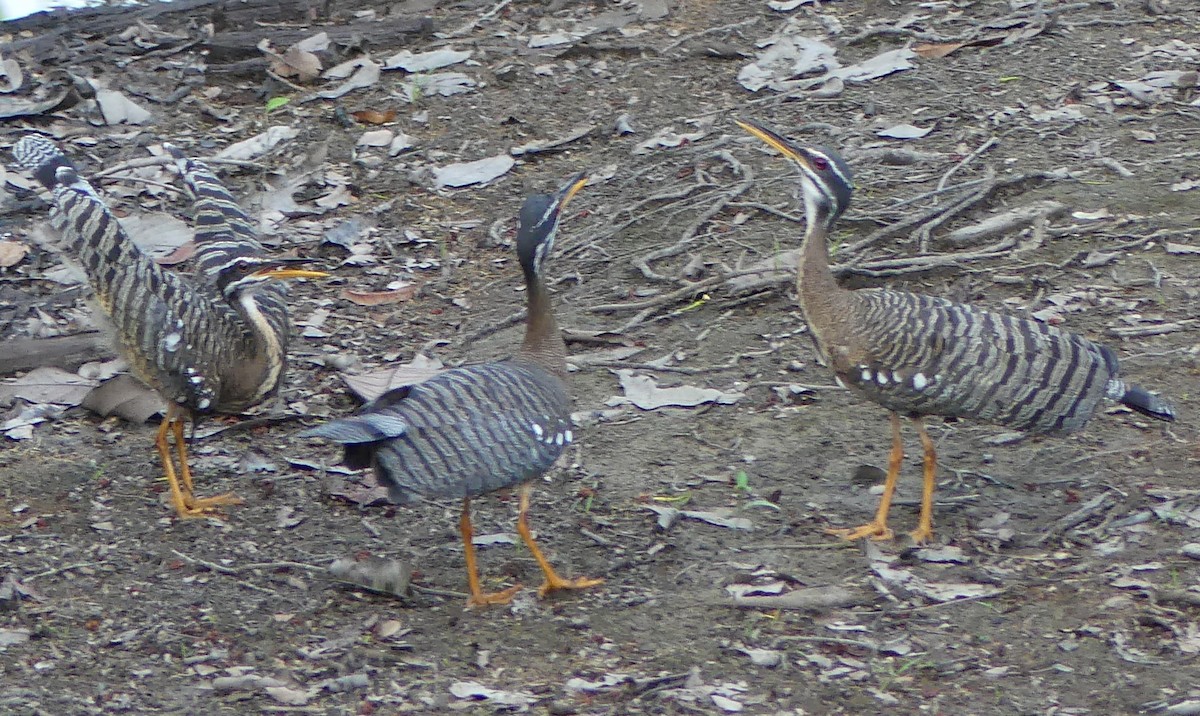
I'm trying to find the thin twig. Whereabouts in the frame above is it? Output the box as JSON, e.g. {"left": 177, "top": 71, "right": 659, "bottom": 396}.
{"left": 936, "top": 136, "right": 998, "bottom": 192}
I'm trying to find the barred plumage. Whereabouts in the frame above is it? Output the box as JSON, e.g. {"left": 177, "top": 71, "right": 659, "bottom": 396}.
{"left": 13, "top": 135, "right": 325, "bottom": 518}
{"left": 304, "top": 175, "right": 602, "bottom": 607}
{"left": 842, "top": 290, "right": 1172, "bottom": 434}
{"left": 316, "top": 361, "right": 572, "bottom": 503}
{"left": 737, "top": 119, "right": 1174, "bottom": 544}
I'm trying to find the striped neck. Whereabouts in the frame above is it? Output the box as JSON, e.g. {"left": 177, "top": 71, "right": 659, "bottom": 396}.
{"left": 221, "top": 289, "right": 286, "bottom": 405}
{"left": 520, "top": 276, "right": 566, "bottom": 377}
{"left": 797, "top": 203, "right": 843, "bottom": 309}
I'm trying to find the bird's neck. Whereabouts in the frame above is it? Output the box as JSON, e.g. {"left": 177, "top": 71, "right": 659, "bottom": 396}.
{"left": 222, "top": 291, "right": 286, "bottom": 407}
{"left": 520, "top": 275, "right": 567, "bottom": 377}
{"left": 797, "top": 213, "right": 853, "bottom": 344}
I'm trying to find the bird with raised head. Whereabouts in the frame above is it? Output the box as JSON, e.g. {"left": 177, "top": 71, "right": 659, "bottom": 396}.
{"left": 735, "top": 118, "right": 1175, "bottom": 544}
{"left": 13, "top": 136, "right": 327, "bottom": 518}
{"left": 303, "top": 174, "right": 603, "bottom": 606}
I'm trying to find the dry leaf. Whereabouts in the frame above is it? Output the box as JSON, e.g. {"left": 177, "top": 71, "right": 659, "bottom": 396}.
{"left": 80, "top": 374, "right": 166, "bottom": 423}
{"left": 913, "top": 41, "right": 967, "bottom": 59}
{"left": 351, "top": 109, "right": 397, "bottom": 124}
{"left": 449, "top": 681, "right": 536, "bottom": 707}
{"left": 154, "top": 241, "right": 197, "bottom": 266}
{"left": 0, "top": 56, "right": 24, "bottom": 93}
{"left": 340, "top": 354, "right": 444, "bottom": 402}
{"left": 94, "top": 88, "right": 153, "bottom": 125}
{"left": 606, "top": 369, "right": 744, "bottom": 410}
{"left": 383, "top": 48, "right": 471, "bottom": 72}
{"left": 433, "top": 154, "right": 515, "bottom": 188}
{"left": 0, "top": 366, "right": 96, "bottom": 405}
{"left": 877, "top": 123, "right": 933, "bottom": 139}
{"left": 0, "top": 240, "right": 29, "bottom": 268}
{"left": 340, "top": 284, "right": 417, "bottom": 306}
{"left": 328, "top": 556, "right": 412, "bottom": 598}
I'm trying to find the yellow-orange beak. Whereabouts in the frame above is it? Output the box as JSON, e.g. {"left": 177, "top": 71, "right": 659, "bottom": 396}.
{"left": 735, "top": 118, "right": 811, "bottom": 168}
{"left": 559, "top": 172, "right": 589, "bottom": 209}
{"left": 252, "top": 267, "right": 330, "bottom": 280}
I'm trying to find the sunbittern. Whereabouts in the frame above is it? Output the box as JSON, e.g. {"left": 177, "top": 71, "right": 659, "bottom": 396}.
{"left": 14, "top": 136, "right": 327, "bottom": 518}
{"left": 735, "top": 119, "right": 1175, "bottom": 544}
{"left": 302, "top": 174, "right": 603, "bottom": 606}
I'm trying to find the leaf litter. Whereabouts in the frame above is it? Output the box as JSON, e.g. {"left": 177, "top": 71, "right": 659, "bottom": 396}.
{"left": 4, "top": 1, "right": 1200, "bottom": 714}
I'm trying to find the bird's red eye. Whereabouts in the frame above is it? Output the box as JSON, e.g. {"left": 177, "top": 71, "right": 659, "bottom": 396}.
{"left": 812, "top": 156, "right": 829, "bottom": 171}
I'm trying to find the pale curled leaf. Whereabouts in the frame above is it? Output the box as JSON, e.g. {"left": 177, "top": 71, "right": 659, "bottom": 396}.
{"left": 384, "top": 48, "right": 472, "bottom": 72}
{"left": 328, "top": 556, "right": 412, "bottom": 598}
{"left": 340, "top": 354, "right": 445, "bottom": 402}
{"left": 265, "top": 686, "right": 313, "bottom": 705}
{"left": 449, "top": 681, "right": 536, "bottom": 707}
{"left": 318, "top": 58, "right": 382, "bottom": 99}
{"left": 217, "top": 126, "right": 300, "bottom": 161}
{"left": 121, "top": 213, "right": 193, "bottom": 258}
{"left": 0, "top": 367, "right": 96, "bottom": 405}
{"left": 0, "top": 56, "right": 24, "bottom": 93}
{"left": 80, "top": 374, "right": 165, "bottom": 424}
{"left": 0, "top": 240, "right": 29, "bottom": 268}
{"left": 876, "top": 123, "right": 933, "bottom": 139}
{"left": 0, "top": 628, "right": 32, "bottom": 647}
{"left": 433, "top": 154, "right": 515, "bottom": 188}
{"left": 606, "top": 369, "right": 743, "bottom": 410}
{"left": 95, "top": 89, "right": 153, "bottom": 125}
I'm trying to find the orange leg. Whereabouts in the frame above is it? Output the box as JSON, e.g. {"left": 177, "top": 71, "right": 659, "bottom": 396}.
{"left": 909, "top": 418, "right": 937, "bottom": 544}
{"left": 516, "top": 484, "right": 603, "bottom": 598}
{"left": 170, "top": 413, "right": 241, "bottom": 513}
{"left": 460, "top": 497, "right": 522, "bottom": 608}
{"left": 155, "top": 411, "right": 195, "bottom": 519}
{"left": 828, "top": 412, "right": 903, "bottom": 542}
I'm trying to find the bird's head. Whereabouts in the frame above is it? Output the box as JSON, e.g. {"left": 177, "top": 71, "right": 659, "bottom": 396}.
{"left": 735, "top": 119, "right": 854, "bottom": 229}
{"left": 217, "top": 256, "right": 328, "bottom": 300}
{"left": 516, "top": 172, "right": 588, "bottom": 279}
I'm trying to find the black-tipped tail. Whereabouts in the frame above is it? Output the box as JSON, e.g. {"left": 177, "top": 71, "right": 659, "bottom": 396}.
{"left": 13, "top": 135, "right": 75, "bottom": 191}
{"left": 1118, "top": 383, "right": 1176, "bottom": 422}
{"left": 300, "top": 413, "right": 408, "bottom": 444}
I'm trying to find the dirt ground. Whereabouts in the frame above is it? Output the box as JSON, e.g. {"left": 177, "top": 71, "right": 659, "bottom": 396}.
{"left": 2, "top": 0, "right": 1200, "bottom": 714}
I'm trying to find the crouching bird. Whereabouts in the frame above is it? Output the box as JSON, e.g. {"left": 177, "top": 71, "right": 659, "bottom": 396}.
{"left": 303, "top": 174, "right": 603, "bottom": 606}
{"left": 735, "top": 119, "right": 1175, "bottom": 544}
{"left": 13, "top": 136, "right": 327, "bottom": 518}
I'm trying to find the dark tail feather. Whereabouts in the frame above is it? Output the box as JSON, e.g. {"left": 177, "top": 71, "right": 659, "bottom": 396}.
{"left": 13, "top": 135, "right": 74, "bottom": 190}
{"left": 1119, "top": 384, "right": 1175, "bottom": 422}
{"left": 299, "top": 413, "right": 408, "bottom": 443}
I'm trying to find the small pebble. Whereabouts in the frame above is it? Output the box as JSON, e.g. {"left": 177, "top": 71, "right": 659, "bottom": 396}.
{"left": 1181, "top": 543, "right": 1200, "bottom": 560}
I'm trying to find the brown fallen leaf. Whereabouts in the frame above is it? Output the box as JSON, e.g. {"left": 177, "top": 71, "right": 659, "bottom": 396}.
{"left": 154, "top": 240, "right": 196, "bottom": 266}
{"left": 0, "top": 239, "right": 29, "bottom": 268}
{"left": 340, "top": 285, "right": 417, "bottom": 306}
{"left": 913, "top": 41, "right": 967, "bottom": 59}
{"left": 351, "top": 108, "right": 397, "bottom": 124}
{"left": 80, "top": 374, "right": 165, "bottom": 423}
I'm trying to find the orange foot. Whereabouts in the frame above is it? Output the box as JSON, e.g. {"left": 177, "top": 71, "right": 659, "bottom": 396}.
{"left": 907, "top": 524, "right": 934, "bottom": 545}
{"left": 174, "top": 493, "right": 244, "bottom": 519}
{"left": 827, "top": 521, "right": 895, "bottom": 542}
{"left": 466, "top": 584, "right": 523, "bottom": 608}
{"left": 537, "top": 575, "right": 604, "bottom": 599}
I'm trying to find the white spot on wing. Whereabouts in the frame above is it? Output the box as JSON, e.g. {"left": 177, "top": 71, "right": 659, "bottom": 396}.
{"left": 876, "top": 372, "right": 889, "bottom": 385}
{"left": 564, "top": 430, "right": 573, "bottom": 444}
{"left": 555, "top": 433, "right": 564, "bottom": 446}
{"left": 532, "top": 423, "right": 544, "bottom": 438}
{"left": 912, "top": 373, "right": 928, "bottom": 390}
{"left": 163, "top": 332, "right": 181, "bottom": 352}
{"left": 197, "top": 398, "right": 211, "bottom": 409}
{"left": 860, "top": 369, "right": 872, "bottom": 382}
